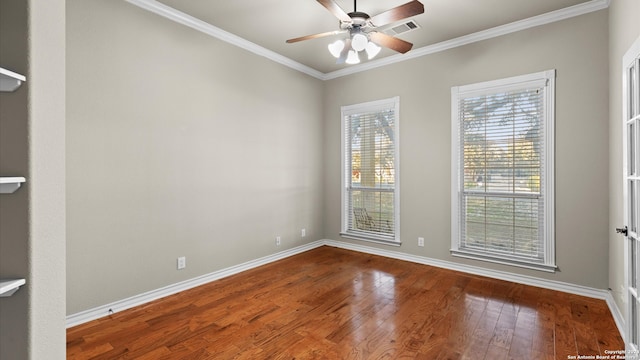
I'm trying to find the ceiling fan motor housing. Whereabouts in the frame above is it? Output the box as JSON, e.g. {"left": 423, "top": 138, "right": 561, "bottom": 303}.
{"left": 343, "top": 11, "right": 370, "bottom": 29}
{"left": 286, "top": 0, "right": 424, "bottom": 57}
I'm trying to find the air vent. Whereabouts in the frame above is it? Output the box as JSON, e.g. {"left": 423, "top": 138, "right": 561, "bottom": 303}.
{"left": 382, "top": 20, "right": 420, "bottom": 36}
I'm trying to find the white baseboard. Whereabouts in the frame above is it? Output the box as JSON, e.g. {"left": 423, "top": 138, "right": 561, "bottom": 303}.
{"left": 323, "top": 239, "right": 626, "bottom": 340}
{"left": 66, "top": 240, "right": 325, "bottom": 328}
{"left": 67, "top": 237, "right": 626, "bottom": 342}
{"left": 605, "top": 291, "right": 626, "bottom": 344}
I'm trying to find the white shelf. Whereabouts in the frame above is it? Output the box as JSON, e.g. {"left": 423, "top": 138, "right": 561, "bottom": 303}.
{"left": 0, "top": 279, "right": 26, "bottom": 297}
{"left": 0, "top": 67, "right": 26, "bottom": 92}
{"left": 0, "top": 177, "right": 26, "bottom": 194}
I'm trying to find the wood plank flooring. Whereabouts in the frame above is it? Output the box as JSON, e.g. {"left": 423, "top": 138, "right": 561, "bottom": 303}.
{"left": 67, "top": 246, "right": 624, "bottom": 359}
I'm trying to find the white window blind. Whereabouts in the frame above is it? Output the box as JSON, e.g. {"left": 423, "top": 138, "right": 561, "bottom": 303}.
{"left": 341, "top": 97, "right": 400, "bottom": 244}
{"left": 451, "top": 71, "right": 555, "bottom": 271}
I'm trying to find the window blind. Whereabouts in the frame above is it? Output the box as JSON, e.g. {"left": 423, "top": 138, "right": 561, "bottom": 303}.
{"left": 457, "top": 84, "right": 547, "bottom": 263}
{"left": 342, "top": 98, "right": 398, "bottom": 242}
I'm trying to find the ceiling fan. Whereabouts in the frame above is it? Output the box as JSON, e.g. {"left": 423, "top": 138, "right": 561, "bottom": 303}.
{"left": 286, "top": 0, "right": 425, "bottom": 64}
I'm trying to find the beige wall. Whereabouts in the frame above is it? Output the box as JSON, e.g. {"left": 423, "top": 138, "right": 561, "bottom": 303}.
{"left": 0, "top": 0, "right": 66, "bottom": 358}
{"left": 324, "top": 10, "right": 610, "bottom": 288}
{"left": 65, "top": 0, "right": 624, "bottom": 331}
{"left": 66, "top": 0, "right": 324, "bottom": 314}
{"left": 0, "top": 0, "right": 630, "bottom": 354}
{"left": 609, "top": 0, "right": 640, "bottom": 319}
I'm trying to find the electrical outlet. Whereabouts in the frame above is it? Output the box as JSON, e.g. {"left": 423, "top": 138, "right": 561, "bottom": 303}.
{"left": 177, "top": 256, "right": 186, "bottom": 270}
{"left": 301, "top": 228, "right": 306, "bottom": 237}
{"left": 418, "top": 237, "right": 425, "bottom": 247}
{"left": 276, "top": 236, "right": 281, "bottom": 246}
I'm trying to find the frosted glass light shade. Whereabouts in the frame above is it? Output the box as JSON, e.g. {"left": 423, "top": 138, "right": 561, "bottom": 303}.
{"left": 328, "top": 40, "right": 345, "bottom": 58}
{"left": 346, "top": 50, "right": 360, "bottom": 64}
{"left": 365, "top": 41, "right": 381, "bottom": 60}
{"left": 351, "top": 33, "right": 368, "bottom": 52}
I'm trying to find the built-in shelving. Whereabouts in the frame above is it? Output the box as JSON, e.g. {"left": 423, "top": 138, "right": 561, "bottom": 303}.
{"left": 0, "top": 177, "right": 27, "bottom": 296}
{"left": 0, "top": 66, "right": 27, "bottom": 298}
{"left": 0, "top": 67, "right": 26, "bottom": 92}
{"left": 0, "top": 279, "right": 26, "bottom": 297}
{"left": 0, "top": 177, "right": 26, "bottom": 194}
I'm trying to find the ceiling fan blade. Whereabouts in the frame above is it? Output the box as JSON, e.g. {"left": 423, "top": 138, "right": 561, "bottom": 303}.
{"left": 316, "top": 0, "right": 352, "bottom": 22}
{"left": 369, "top": 0, "right": 424, "bottom": 27}
{"left": 286, "top": 30, "right": 347, "bottom": 43}
{"left": 369, "top": 32, "right": 413, "bottom": 54}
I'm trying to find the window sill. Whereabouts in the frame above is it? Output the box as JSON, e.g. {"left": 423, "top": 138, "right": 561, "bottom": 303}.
{"left": 450, "top": 249, "right": 557, "bottom": 273}
{"left": 340, "top": 232, "right": 401, "bottom": 247}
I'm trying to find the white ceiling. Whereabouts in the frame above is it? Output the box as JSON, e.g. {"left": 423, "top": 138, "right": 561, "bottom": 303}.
{"left": 132, "top": 0, "right": 605, "bottom": 76}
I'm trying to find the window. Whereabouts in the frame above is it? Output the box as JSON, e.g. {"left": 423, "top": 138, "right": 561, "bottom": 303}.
{"left": 451, "top": 71, "right": 555, "bottom": 272}
{"left": 341, "top": 97, "right": 400, "bottom": 245}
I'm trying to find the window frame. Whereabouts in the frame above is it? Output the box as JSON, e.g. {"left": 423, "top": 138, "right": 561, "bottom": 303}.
{"left": 450, "top": 70, "right": 556, "bottom": 272}
{"left": 341, "top": 96, "right": 401, "bottom": 246}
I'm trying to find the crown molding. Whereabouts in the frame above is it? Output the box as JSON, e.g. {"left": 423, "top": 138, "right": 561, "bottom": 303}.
{"left": 324, "top": 0, "right": 610, "bottom": 79}
{"left": 124, "top": 0, "right": 326, "bottom": 80}
{"left": 125, "top": 0, "right": 609, "bottom": 81}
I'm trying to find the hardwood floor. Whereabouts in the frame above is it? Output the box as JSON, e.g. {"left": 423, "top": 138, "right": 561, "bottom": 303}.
{"left": 67, "top": 246, "right": 624, "bottom": 359}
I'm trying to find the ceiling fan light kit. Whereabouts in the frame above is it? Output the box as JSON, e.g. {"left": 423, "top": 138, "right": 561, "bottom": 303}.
{"left": 328, "top": 40, "right": 345, "bottom": 58}
{"left": 351, "top": 33, "right": 368, "bottom": 51}
{"left": 365, "top": 41, "right": 381, "bottom": 59}
{"left": 328, "top": 33, "right": 380, "bottom": 61}
{"left": 287, "top": 0, "right": 424, "bottom": 65}
{"left": 346, "top": 50, "right": 360, "bottom": 64}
